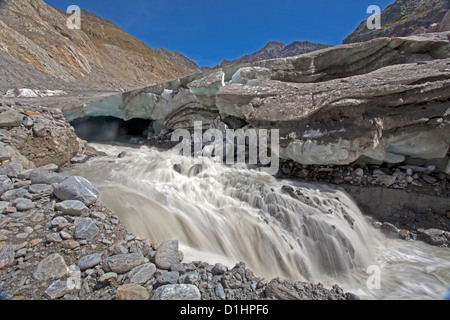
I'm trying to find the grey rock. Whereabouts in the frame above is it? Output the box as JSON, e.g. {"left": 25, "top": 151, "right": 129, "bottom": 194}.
{"left": 78, "top": 253, "right": 102, "bottom": 271}
{"left": 0, "top": 164, "right": 18, "bottom": 178}
{"left": 50, "top": 216, "right": 69, "bottom": 228}
{"left": 0, "top": 109, "right": 23, "bottom": 127}
{"left": 127, "top": 263, "right": 156, "bottom": 284}
{"left": 151, "top": 284, "right": 201, "bottom": 300}
{"left": 155, "top": 240, "right": 180, "bottom": 270}
{"left": 215, "top": 283, "right": 226, "bottom": 300}
{"left": 70, "top": 155, "right": 88, "bottom": 164}
{"left": 380, "top": 222, "right": 400, "bottom": 238}
{"left": 22, "top": 116, "right": 34, "bottom": 127}
{"left": 106, "top": 253, "right": 147, "bottom": 274}
{"left": 157, "top": 271, "right": 179, "bottom": 285}
{"left": 74, "top": 218, "right": 99, "bottom": 240}
{"left": 0, "top": 176, "right": 12, "bottom": 196}
{"left": 1, "top": 188, "right": 30, "bottom": 201}
{"left": 33, "top": 253, "right": 69, "bottom": 282}
{"left": 0, "top": 201, "right": 10, "bottom": 214}
{"left": 0, "top": 243, "right": 15, "bottom": 270}
{"left": 213, "top": 263, "right": 228, "bottom": 275}
{"left": 30, "top": 171, "right": 67, "bottom": 185}
{"left": 28, "top": 184, "right": 53, "bottom": 194}
{"left": 56, "top": 200, "right": 89, "bottom": 216}
{"left": 44, "top": 280, "right": 72, "bottom": 300}
{"left": 46, "top": 233, "right": 63, "bottom": 243}
{"left": 53, "top": 176, "right": 100, "bottom": 206}
{"left": 15, "top": 199, "right": 35, "bottom": 211}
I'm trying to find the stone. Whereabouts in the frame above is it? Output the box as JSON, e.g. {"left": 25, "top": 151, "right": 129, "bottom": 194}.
{"left": 44, "top": 280, "right": 73, "bottom": 300}
{"left": 0, "top": 243, "right": 15, "bottom": 270}
{"left": 28, "top": 184, "right": 53, "bottom": 194}
{"left": 380, "top": 222, "right": 399, "bottom": 238}
{"left": 0, "top": 109, "right": 23, "bottom": 127}
{"left": 78, "top": 253, "right": 102, "bottom": 271}
{"left": 213, "top": 263, "right": 228, "bottom": 275}
{"left": 46, "top": 233, "right": 63, "bottom": 243}
{"left": 29, "top": 171, "right": 67, "bottom": 185}
{"left": 215, "top": 283, "right": 226, "bottom": 300}
{"left": 154, "top": 240, "right": 180, "bottom": 270}
{"left": 15, "top": 199, "right": 35, "bottom": 211}
{"left": 56, "top": 200, "right": 89, "bottom": 216}
{"left": 53, "top": 176, "right": 100, "bottom": 206}
{"left": 377, "top": 175, "right": 396, "bottom": 187}
{"left": 99, "top": 272, "right": 118, "bottom": 283}
{"left": 157, "top": 271, "right": 179, "bottom": 285}
{"left": 50, "top": 216, "right": 69, "bottom": 228}
{"left": 0, "top": 201, "right": 9, "bottom": 214}
{"left": 127, "top": 263, "right": 156, "bottom": 284}
{"left": 33, "top": 253, "right": 69, "bottom": 282}
{"left": 151, "top": 284, "right": 201, "bottom": 300}
{"left": 399, "top": 229, "right": 411, "bottom": 240}
{"left": 1, "top": 189, "right": 30, "bottom": 201}
{"left": 62, "top": 240, "right": 80, "bottom": 250}
{"left": 70, "top": 155, "right": 88, "bottom": 164}
{"left": 74, "top": 218, "right": 99, "bottom": 240}
{"left": 422, "top": 174, "right": 437, "bottom": 184}
{"left": 106, "top": 253, "right": 147, "bottom": 274}
{"left": 115, "top": 283, "right": 149, "bottom": 300}
{"left": 421, "top": 229, "right": 447, "bottom": 246}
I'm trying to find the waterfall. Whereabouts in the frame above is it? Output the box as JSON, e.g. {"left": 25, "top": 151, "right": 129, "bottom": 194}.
{"left": 62, "top": 142, "right": 450, "bottom": 299}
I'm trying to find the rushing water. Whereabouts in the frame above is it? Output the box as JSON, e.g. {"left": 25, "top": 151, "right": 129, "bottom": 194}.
{"left": 62, "top": 142, "right": 450, "bottom": 300}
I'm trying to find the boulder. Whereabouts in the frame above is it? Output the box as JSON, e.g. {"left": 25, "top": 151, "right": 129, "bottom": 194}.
{"left": 154, "top": 240, "right": 180, "bottom": 270}
{"left": 53, "top": 176, "right": 100, "bottom": 206}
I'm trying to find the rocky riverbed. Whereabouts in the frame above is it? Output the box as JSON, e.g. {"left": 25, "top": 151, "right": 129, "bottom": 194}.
{"left": 0, "top": 102, "right": 359, "bottom": 300}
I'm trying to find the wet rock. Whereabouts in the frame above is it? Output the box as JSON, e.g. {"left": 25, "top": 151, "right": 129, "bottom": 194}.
{"left": 380, "top": 222, "right": 400, "bottom": 238}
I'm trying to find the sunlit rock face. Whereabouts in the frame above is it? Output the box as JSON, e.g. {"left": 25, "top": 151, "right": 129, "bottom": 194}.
{"left": 65, "top": 32, "right": 450, "bottom": 167}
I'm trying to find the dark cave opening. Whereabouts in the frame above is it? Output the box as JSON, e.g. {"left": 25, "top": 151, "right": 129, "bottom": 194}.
{"left": 70, "top": 116, "right": 152, "bottom": 143}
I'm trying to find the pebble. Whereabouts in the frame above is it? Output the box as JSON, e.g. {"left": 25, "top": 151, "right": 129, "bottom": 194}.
{"left": 106, "top": 253, "right": 147, "bottom": 274}
{"left": 74, "top": 218, "right": 100, "bottom": 240}
{"left": 115, "top": 283, "right": 149, "bottom": 300}
{"left": 56, "top": 200, "right": 89, "bottom": 216}
{"left": 78, "top": 253, "right": 102, "bottom": 271}
{"left": 151, "top": 284, "right": 201, "bottom": 300}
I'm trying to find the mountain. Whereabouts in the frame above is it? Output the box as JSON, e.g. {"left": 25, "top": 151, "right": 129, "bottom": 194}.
{"left": 155, "top": 48, "right": 201, "bottom": 74}
{"left": 0, "top": 0, "right": 195, "bottom": 91}
{"left": 344, "top": 0, "right": 450, "bottom": 44}
{"left": 217, "top": 41, "right": 332, "bottom": 68}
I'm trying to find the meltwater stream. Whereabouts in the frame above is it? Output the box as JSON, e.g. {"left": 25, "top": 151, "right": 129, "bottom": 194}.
{"left": 62, "top": 143, "right": 450, "bottom": 300}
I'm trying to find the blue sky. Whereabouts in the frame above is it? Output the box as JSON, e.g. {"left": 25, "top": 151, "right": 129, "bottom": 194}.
{"left": 45, "top": 0, "right": 395, "bottom": 67}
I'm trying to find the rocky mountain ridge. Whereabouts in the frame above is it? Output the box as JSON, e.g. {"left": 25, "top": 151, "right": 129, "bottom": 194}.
{"left": 0, "top": 0, "right": 196, "bottom": 92}
{"left": 344, "top": 0, "right": 450, "bottom": 44}
{"left": 217, "top": 41, "right": 332, "bottom": 68}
